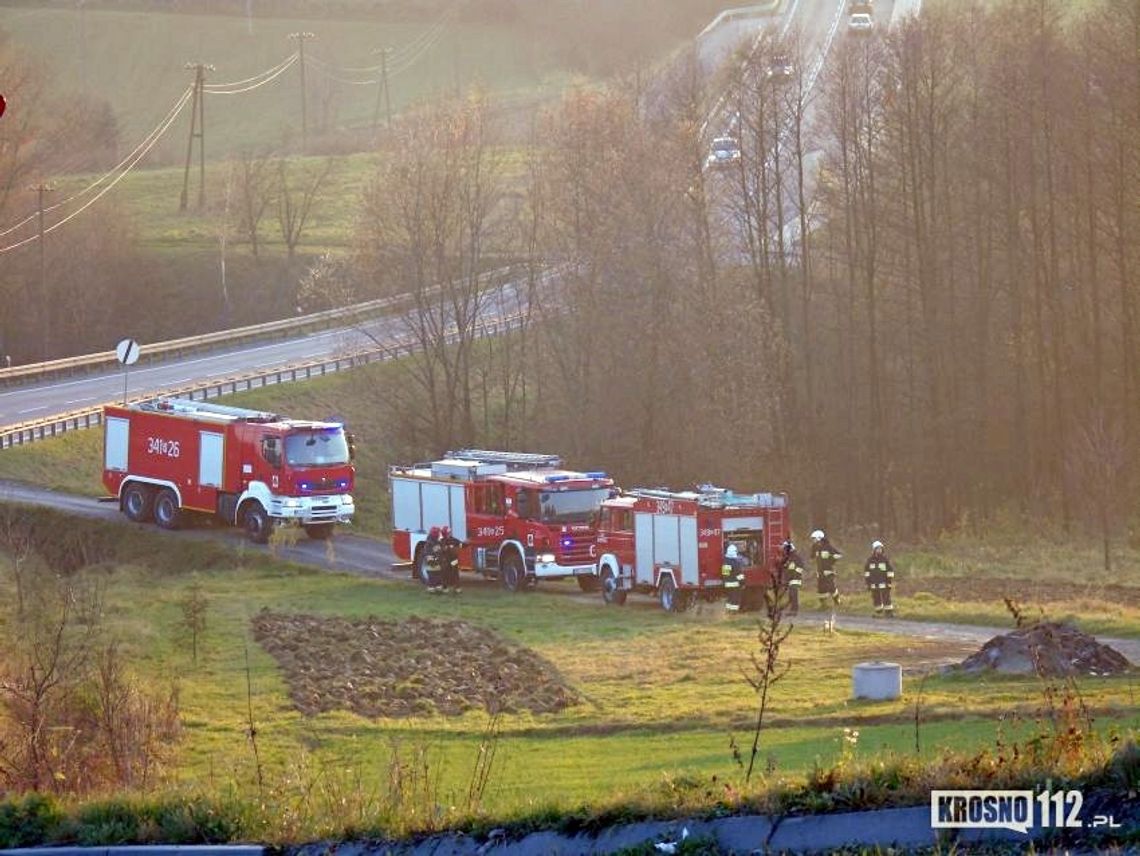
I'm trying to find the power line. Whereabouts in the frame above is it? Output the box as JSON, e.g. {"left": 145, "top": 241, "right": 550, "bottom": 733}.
{"left": 0, "top": 85, "right": 195, "bottom": 239}
{"left": 0, "top": 87, "right": 194, "bottom": 255}
{"left": 0, "top": 46, "right": 299, "bottom": 246}
{"left": 203, "top": 52, "right": 299, "bottom": 95}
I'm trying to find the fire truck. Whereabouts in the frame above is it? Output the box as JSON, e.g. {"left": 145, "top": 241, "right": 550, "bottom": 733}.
{"left": 390, "top": 449, "right": 614, "bottom": 591}
{"left": 102, "top": 398, "right": 355, "bottom": 543}
{"left": 593, "top": 486, "right": 789, "bottom": 612}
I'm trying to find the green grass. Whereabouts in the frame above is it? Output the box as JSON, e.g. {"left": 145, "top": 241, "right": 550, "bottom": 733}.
{"left": 0, "top": 508, "right": 1137, "bottom": 844}
{"left": 0, "top": 6, "right": 570, "bottom": 158}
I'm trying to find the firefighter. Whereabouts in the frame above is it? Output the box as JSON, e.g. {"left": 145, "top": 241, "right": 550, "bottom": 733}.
{"left": 863, "top": 540, "right": 896, "bottom": 617}
{"left": 778, "top": 539, "right": 805, "bottom": 617}
{"left": 423, "top": 526, "right": 444, "bottom": 593}
{"left": 722, "top": 541, "right": 744, "bottom": 612}
{"left": 440, "top": 525, "right": 462, "bottom": 594}
{"left": 810, "top": 529, "right": 842, "bottom": 631}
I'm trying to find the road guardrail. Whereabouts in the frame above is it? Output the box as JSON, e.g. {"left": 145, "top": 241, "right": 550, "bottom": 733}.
{"left": 0, "top": 314, "right": 525, "bottom": 450}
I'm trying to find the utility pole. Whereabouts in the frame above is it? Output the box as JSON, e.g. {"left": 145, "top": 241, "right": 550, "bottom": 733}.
{"left": 371, "top": 46, "right": 392, "bottom": 136}
{"left": 180, "top": 62, "right": 212, "bottom": 211}
{"left": 31, "top": 181, "right": 55, "bottom": 360}
{"left": 289, "top": 32, "right": 315, "bottom": 153}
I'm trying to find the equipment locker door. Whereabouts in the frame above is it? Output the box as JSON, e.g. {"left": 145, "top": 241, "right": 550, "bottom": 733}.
{"left": 422, "top": 483, "right": 451, "bottom": 529}
{"left": 199, "top": 432, "right": 224, "bottom": 488}
{"left": 391, "top": 478, "right": 422, "bottom": 532}
{"left": 634, "top": 512, "right": 654, "bottom": 585}
{"left": 679, "top": 516, "right": 699, "bottom": 585}
{"left": 105, "top": 416, "right": 130, "bottom": 471}
{"left": 653, "top": 515, "right": 681, "bottom": 582}
{"left": 448, "top": 484, "right": 467, "bottom": 540}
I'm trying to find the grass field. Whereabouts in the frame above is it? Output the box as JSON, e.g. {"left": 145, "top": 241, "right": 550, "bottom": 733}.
{"left": 0, "top": 511, "right": 1134, "bottom": 842}
{"left": 0, "top": 6, "right": 570, "bottom": 159}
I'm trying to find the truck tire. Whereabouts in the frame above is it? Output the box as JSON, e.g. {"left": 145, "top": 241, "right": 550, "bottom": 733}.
{"left": 413, "top": 547, "right": 427, "bottom": 583}
{"left": 153, "top": 489, "right": 182, "bottom": 531}
{"left": 304, "top": 523, "right": 334, "bottom": 541}
{"left": 500, "top": 553, "right": 524, "bottom": 593}
{"left": 243, "top": 504, "right": 271, "bottom": 544}
{"left": 577, "top": 574, "right": 600, "bottom": 593}
{"left": 122, "top": 483, "right": 154, "bottom": 523}
{"left": 601, "top": 567, "right": 627, "bottom": 606}
{"left": 659, "top": 575, "right": 679, "bottom": 613}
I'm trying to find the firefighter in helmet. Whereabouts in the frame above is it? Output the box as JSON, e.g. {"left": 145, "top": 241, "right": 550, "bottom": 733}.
{"left": 778, "top": 539, "right": 804, "bottom": 617}
{"left": 810, "top": 529, "right": 842, "bottom": 631}
{"left": 423, "top": 526, "right": 444, "bottom": 593}
{"left": 439, "top": 525, "right": 463, "bottom": 594}
{"left": 722, "top": 540, "right": 745, "bottom": 612}
{"left": 863, "top": 539, "right": 896, "bottom": 617}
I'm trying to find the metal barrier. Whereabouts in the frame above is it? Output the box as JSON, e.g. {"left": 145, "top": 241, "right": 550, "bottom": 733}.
{"left": 0, "top": 266, "right": 520, "bottom": 389}
{"left": 0, "top": 314, "right": 525, "bottom": 450}
{"left": 0, "top": 293, "right": 413, "bottom": 389}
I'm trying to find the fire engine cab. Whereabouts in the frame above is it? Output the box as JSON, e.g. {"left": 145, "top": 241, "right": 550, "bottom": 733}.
{"left": 102, "top": 398, "right": 355, "bottom": 543}
{"left": 390, "top": 449, "right": 614, "bottom": 591}
{"left": 594, "top": 486, "right": 789, "bottom": 612}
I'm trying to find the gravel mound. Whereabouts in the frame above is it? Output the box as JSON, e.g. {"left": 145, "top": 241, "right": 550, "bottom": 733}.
{"left": 251, "top": 611, "right": 580, "bottom": 718}
{"left": 957, "top": 621, "right": 1133, "bottom": 677}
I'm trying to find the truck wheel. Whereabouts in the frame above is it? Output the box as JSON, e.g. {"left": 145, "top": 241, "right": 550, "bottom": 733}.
{"left": 659, "top": 576, "right": 679, "bottom": 613}
{"left": 601, "top": 567, "right": 627, "bottom": 606}
{"left": 413, "top": 547, "right": 427, "bottom": 583}
{"left": 153, "top": 489, "right": 181, "bottom": 531}
{"left": 243, "top": 504, "right": 271, "bottom": 544}
{"left": 122, "top": 483, "right": 153, "bottom": 523}
{"left": 304, "top": 523, "right": 334, "bottom": 541}
{"left": 577, "top": 574, "right": 600, "bottom": 593}
{"left": 500, "top": 553, "right": 524, "bottom": 592}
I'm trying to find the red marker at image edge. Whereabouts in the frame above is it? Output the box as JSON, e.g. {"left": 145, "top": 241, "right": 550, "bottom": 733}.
{"left": 0, "top": 94, "right": 6, "bottom": 118}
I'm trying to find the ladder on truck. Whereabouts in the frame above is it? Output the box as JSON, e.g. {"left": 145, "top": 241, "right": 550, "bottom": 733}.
{"left": 446, "top": 449, "right": 563, "bottom": 471}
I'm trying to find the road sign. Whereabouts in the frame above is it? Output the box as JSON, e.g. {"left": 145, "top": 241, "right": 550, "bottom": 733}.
{"left": 115, "top": 338, "right": 140, "bottom": 366}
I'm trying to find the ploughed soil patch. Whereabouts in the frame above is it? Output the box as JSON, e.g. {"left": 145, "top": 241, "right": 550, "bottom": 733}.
{"left": 251, "top": 611, "right": 580, "bottom": 718}
{"left": 955, "top": 621, "right": 1134, "bottom": 677}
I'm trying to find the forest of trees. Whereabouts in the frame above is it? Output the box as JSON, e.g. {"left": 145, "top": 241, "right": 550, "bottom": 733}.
{"left": 343, "top": 0, "right": 1140, "bottom": 538}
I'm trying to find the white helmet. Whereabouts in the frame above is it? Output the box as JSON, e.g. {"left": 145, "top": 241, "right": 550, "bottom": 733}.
{"left": 871, "top": 540, "right": 884, "bottom": 551}
{"left": 811, "top": 529, "right": 825, "bottom": 541}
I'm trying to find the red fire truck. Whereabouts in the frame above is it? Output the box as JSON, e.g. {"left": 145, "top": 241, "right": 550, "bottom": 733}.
{"left": 102, "top": 398, "right": 355, "bottom": 543}
{"left": 594, "top": 486, "right": 789, "bottom": 612}
{"left": 390, "top": 449, "right": 614, "bottom": 591}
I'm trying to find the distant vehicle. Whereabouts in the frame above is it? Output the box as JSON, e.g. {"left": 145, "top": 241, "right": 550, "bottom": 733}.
{"left": 848, "top": 12, "right": 874, "bottom": 33}
{"left": 766, "top": 55, "right": 795, "bottom": 82}
{"left": 706, "top": 136, "right": 742, "bottom": 169}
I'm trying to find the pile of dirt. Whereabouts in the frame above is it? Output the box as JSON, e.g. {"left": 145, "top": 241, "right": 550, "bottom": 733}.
{"left": 957, "top": 622, "right": 1133, "bottom": 677}
{"left": 251, "top": 611, "right": 580, "bottom": 718}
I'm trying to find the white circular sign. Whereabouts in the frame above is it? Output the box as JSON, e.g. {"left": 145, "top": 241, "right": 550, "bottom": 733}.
{"left": 115, "top": 338, "right": 140, "bottom": 366}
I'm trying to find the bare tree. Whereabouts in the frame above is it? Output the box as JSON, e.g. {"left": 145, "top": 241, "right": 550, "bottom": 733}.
{"left": 234, "top": 149, "right": 276, "bottom": 258}
{"left": 355, "top": 93, "right": 506, "bottom": 450}
{"left": 276, "top": 156, "right": 334, "bottom": 260}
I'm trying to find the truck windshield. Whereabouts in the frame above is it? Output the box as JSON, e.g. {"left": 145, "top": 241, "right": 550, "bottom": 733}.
{"left": 284, "top": 429, "right": 350, "bottom": 467}
{"left": 536, "top": 487, "right": 609, "bottom": 523}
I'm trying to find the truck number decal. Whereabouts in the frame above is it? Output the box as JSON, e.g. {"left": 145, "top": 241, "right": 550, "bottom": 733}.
{"left": 655, "top": 499, "right": 675, "bottom": 515}
{"left": 146, "top": 437, "right": 181, "bottom": 458}
{"left": 699, "top": 527, "right": 721, "bottom": 538}
{"left": 475, "top": 525, "right": 505, "bottom": 538}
